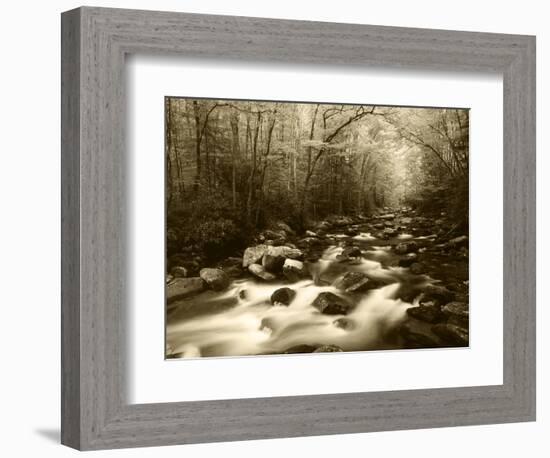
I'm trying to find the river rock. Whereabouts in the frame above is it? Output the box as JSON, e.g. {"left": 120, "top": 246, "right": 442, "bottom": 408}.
{"left": 400, "top": 319, "right": 442, "bottom": 348}
{"left": 383, "top": 227, "right": 399, "bottom": 237}
{"left": 270, "top": 287, "right": 296, "bottom": 306}
{"left": 170, "top": 266, "right": 188, "bottom": 278}
{"left": 199, "top": 268, "right": 230, "bottom": 291}
{"left": 447, "top": 235, "right": 468, "bottom": 248}
{"left": 167, "top": 277, "right": 206, "bottom": 304}
{"left": 284, "top": 344, "right": 318, "bottom": 354}
{"left": 314, "top": 220, "right": 331, "bottom": 232}
{"left": 242, "top": 244, "right": 269, "bottom": 268}
{"left": 395, "top": 242, "right": 418, "bottom": 254}
{"left": 406, "top": 304, "right": 444, "bottom": 323}
{"left": 313, "top": 345, "right": 344, "bottom": 353}
{"left": 421, "top": 284, "right": 455, "bottom": 305}
{"left": 398, "top": 253, "right": 418, "bottom": 267}
{"left": 297, "top": 237, "right": 322, "bottom": 247}
{"left": 432, "top": 323, "right": 469, "bottom": 347}
{"left": 274, "top": 221, "right": 295, "bottom": 236}
{"left": 442, "top": 302, "right": 469, "bottom": 328}
{"left": 312, "top": 292, "right": 352, "bottom": 315}
{"left": 334, "top": 271, "right": 370, "bottom": 292}
{"left": 333, "top": 317, "right": 356, "bottom": 330}
{"left": 262, "top": 254, "right": 286, "bottom": 273}
{"left": 336, "top": 246, "right": 362, "bottom": 262}
{"left": 282, "top": 258, "right": 307, "bottom": 282}
{"left": 379, "top": 213, "right": 395, "bottom": 220}
{"left": 266, "top": 245, "right": 304, "bottom": 260}
{"left": 329, "top": 215, "right": 354, "bottom": 227}
{"left": 263, "top": 229, "right": 286, "bottom": 241}
{"left": 305, "top": 230, "right": 318, "bottom": 237}
{"left": 442, "top": 301, "right": 469, "bottom": 318}
{"left": 248, "top": 263, "right": 277, "bottom": 281}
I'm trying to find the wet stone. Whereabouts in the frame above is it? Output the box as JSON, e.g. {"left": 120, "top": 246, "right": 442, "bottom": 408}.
{"left": 248, "top": 263, "right": 277, "bottom": 281}
{"left": 334, "top": 271, "right": 370, "bottom": 293}
{"left": 313, "top": 345, "right": 344, "bottom": 353}
{"left": 270, "top": 287, "right": 296, "bottom": 306}
{"left": 421, "top": 284, "right": 455, "bottom": 305}
{"left": 262, "top": 254, "right": 286, "bottom": 273}
{"left": 167, "top": 277, "right": 206, "bottom": 304}
{"left": 312, "top": 292, "right": 353, "bottom": 315}
{"left": 284, "top": 344, "right": 318, "bottom": 354}
{"left": 199, "top": 268, "right": 230, "bottom": 291}
{"left": 406, "top": 304, "right": 444, "bottom": 323}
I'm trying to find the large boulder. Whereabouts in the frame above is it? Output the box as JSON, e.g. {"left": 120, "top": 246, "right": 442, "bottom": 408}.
{"left": 243, "top": 244, "right": 269, "bottom": 268}
{"left": 312, "top": 292, "right": 352, "bottom": 315}
{"left": 199, "top": 268, "right": 230, "bottom": 291}
{"left": 248, "top": 263, "right": 277, "bottom": 281}
{"left": 265, "top": 245, "right": 304, "bottom": 260}
{"left": 270, "top": 287, "right": 296, "bottom": 306}
{"left": 167, "top": 277, "right": 205, "bottom": 304}
{"left": 262, "top": 254, "right": 286, "bottom": 273}
{"left": 282, "top": 258, "right": 308, "bottom": 282}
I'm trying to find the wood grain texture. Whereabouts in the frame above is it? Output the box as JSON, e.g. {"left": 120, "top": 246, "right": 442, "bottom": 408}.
{"left": 60, "top": 8, "right": 81, "bottom": 449}
{"left": 61, "top": 6, "right": 536, "bottom": 450}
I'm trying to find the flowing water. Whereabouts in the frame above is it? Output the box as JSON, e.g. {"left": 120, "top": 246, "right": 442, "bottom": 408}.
{"left": 166, "top": 229, "right": 439, "bottom": 359}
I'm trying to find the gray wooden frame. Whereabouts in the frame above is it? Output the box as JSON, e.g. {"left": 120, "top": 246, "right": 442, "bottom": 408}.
{"left": 61, "top": 6, "right": 536, "bottom": 451}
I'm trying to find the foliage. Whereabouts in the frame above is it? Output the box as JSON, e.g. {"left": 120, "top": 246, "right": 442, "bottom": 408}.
{"left": 165, "top": 98, "right": 469, "bottom": 257}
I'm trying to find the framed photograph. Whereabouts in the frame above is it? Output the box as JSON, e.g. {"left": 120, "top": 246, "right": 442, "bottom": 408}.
{"left": 61, "top": 6, "right": 536, "bottom": 450}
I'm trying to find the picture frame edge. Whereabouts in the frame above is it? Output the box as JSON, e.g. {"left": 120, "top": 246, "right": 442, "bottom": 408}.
{"left": 61, "top": 6, "right": 536, "bottom": 450}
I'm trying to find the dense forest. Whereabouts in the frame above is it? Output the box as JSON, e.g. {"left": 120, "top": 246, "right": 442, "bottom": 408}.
{"left": 166, "top": 98, "right": 468, "bottom": 266}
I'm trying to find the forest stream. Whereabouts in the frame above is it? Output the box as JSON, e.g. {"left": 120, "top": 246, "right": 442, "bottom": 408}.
{"left": 166, "top": 209, "right": 469, "bottom": 359}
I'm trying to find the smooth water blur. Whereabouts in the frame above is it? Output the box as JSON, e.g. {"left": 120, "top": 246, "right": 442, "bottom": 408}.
{"left": 166, "top": 238, "right": 427, "bottom": 359}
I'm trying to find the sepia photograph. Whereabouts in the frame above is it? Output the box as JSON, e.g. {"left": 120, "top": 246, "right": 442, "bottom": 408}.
{"left": 165, "top": 98, "right": 469, "bottom": 359}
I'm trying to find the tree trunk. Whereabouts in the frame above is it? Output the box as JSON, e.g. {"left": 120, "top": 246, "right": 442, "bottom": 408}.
{"left": 246, "top": 111, "right": 261, "bottom": 222}
{"left": 192, "top": 100, "right": 201, "bottom": 192}
{"left": 230, "top": 111, "right": 240, "bottom": 210}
